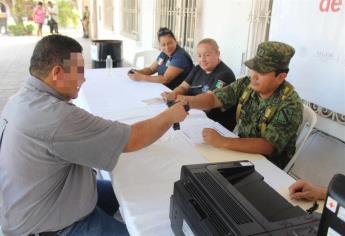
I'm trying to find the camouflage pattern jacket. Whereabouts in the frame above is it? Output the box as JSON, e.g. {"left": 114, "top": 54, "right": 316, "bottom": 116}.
{"left": 214, "top": 76, "right": 303, "bottom": 169}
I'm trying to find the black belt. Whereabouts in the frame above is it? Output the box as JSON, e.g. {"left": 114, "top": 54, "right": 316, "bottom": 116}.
{"left": 29, "top": 231, "right": 59, "bottom": 236}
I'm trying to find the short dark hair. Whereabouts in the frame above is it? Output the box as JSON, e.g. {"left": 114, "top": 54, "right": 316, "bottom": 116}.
{"left": 275, "top": 68, "right": 289, "bottom": 77}
{"left": 157, "top": 27, "right": 176, "bottom": 42}
{"left": 29, "top": 35, "right": 83, "bottom": 79}
{"left": 38, "top": 1, "right": 43, "bottom": 6}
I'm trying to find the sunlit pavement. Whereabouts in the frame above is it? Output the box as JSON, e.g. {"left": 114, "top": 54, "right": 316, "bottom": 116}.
{"left": 0, "top": 27, "right": 91, "bottom": 112}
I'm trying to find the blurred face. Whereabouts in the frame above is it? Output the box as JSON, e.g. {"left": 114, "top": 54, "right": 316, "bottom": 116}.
{"left": 197, "top": 43, "right": 220, "bottom": 73}
{"left": 250, "top": 70, "right": 286, "bottom": 99}
{"left": 159, "top": 35, "right": 177, "bottom": 57}
{"left": 53, "top": 52, "right": 85, "bottom": 100}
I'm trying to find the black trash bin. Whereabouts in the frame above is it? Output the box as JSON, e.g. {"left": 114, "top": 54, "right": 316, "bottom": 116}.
{"left": 91, "top": 40, "right": 123, "bottom": 68}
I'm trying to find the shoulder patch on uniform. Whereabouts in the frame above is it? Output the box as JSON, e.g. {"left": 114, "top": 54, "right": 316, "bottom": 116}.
{"left": 157, "top": 57, "right": 164, "bottom": 66}
{"left": 215, "top": 80, "right": 225, "bottom": 89}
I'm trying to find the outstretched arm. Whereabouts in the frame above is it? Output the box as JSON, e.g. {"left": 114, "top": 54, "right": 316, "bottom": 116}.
{"left": 161, "top": 81, "right": 190, "bottom": 101}
{"left": 124, "top": 102, "right": 188, "bottom": 152}
{"left": 176, "top": 92, "right": 222, "bottom": 111}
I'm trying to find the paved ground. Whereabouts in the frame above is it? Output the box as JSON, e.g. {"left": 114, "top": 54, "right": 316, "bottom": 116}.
{"left": 0, "top": 28, "right": 91, "bottom": 112}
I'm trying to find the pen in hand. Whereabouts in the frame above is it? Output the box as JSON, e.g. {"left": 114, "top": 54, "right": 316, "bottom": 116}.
{"left": 166, "top": 100, "right": 190, "bottom": 130}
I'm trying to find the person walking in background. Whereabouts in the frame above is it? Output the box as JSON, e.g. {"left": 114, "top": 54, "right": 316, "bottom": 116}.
{"left": 32, "top": 1, "right": 45, "bottom": 38}
{"left": 82, "top": 5, "right": 90, "bottom": 38}
{"left": 0, "top": 3, "right": 7, "bottom": 34}
{"left": 47, "top": 1, "right": 59, "bottom": 34}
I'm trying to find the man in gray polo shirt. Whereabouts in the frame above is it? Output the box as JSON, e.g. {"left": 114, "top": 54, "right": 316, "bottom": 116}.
{"left": 0, "top": 35, "right": 188, "bottom": 235}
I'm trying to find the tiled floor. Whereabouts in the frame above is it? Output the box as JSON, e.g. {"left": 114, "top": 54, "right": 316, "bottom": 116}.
{"left": 0, "top": 29, "right": 91, "bottom": 112}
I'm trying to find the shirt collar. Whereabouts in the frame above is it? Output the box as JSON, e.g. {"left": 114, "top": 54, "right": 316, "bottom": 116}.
{"left": 25, "top": 76, "right": 66, "bottom": 101}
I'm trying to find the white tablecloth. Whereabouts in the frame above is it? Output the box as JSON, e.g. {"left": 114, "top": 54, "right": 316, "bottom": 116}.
{"left": 74, "top": 68, "right": 298, "bottom": 236}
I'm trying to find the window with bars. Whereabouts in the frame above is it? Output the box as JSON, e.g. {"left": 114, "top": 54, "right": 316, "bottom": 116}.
{"left": 121, "top": 0, "right": 139, "bottom": 40}
{"left": 242, "top": 0, "right": 272, "bottom": 75}
{"left": 155, "top": 0, "right": 198, "bottom": 55}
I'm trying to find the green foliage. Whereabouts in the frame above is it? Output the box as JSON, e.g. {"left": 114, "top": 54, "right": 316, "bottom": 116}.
{"left": 8, "top": 23, "right": 34, "bottom": 36}
{"left": 12, "top": 0, "right": 35, "bottom": 25}
{"left": 10, "top": 0, "right": 79, "bottom": 29}
{"left": 57, "top": 0, "right": 79, "bottom": 28}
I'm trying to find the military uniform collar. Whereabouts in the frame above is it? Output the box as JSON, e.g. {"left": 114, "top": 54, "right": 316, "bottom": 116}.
{"left": 250, "top": 80, "right": 287, "bottom": 104}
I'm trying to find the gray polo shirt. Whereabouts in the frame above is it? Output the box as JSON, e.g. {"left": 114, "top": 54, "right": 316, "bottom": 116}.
{"left": 0, "top": 76, "right": 131, "bottom": 235}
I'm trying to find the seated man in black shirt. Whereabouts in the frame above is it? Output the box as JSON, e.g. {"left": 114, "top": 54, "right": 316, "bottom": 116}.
{"left": 161, "top": 38, "right": 236, "bottom": 130}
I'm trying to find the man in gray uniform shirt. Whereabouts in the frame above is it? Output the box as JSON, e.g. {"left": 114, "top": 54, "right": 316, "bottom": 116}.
{"left": 0, "top": 35, "right": 188, "bottom": 236}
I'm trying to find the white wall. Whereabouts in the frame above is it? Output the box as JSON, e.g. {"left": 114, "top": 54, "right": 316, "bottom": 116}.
{"left": 198, "top": 0, "right": 251, "bottom": 76}
{"left": 269, "top": 0, "right": 345, "bottom": 141}
{"left": 97, "top": 0, "right": 251, "bottom": 72}
{"left": 100, "top": 0, "right": 157, "bottom": 64}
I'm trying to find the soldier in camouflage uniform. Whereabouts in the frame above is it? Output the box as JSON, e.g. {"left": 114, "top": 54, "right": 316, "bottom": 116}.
{"left": 178, "top": 41, "right": 303, "bottom": 169}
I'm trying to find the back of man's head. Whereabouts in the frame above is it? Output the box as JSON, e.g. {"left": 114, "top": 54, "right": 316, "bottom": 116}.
{"left": 30, "top": 35, "right": 82, "bottom": 80}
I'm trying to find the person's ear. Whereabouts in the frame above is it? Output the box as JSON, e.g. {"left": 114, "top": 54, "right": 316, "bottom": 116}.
{"left": 51, "top": 65, "right": 63, "bottom": 81}
{"left": 276, "top": 72, "right": 287, "bottom": 85}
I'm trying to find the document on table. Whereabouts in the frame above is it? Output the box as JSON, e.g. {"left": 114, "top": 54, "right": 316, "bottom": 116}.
{"left": 181, "top": 117, "right": 237, "bottom": 144}
{"left": 277, "top": 188, "right": 324, "bottom": 214}
{"left": 141, "top": 97, "right": 165, "bottom": 105}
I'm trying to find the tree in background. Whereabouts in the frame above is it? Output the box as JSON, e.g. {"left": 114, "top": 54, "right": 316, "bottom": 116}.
{"left": 56, "top": 0, "right": 79, "bottom": 28}
{"left": 7, "top": 0, "right": 35, "bottom": 35}
{"left": 6, "top": 0, "right": 79, "bottom": 35}
{"left": 12, "top": 0, "right": 34, "bottom": 25}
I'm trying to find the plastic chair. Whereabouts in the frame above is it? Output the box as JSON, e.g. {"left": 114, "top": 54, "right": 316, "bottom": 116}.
{"left": 284, "top": 104, "right": 317, "bottom": 173}
{"left": 132, "top": 50, "right": 159, "bottom": 68}
{"left": 288, "top": 130, "right": 345, "bottom": 186}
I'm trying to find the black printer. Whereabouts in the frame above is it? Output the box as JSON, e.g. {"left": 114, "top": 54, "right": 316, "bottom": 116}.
{"left": 170, "top": 161, "right": 321, "bottom": 236}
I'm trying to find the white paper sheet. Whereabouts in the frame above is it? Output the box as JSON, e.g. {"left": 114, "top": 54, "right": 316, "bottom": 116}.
{"left": 181, "top": 116, "right": 237, "bottom": 144}
{"left": 141, "top": 97, "right": 165, "bottom": 105}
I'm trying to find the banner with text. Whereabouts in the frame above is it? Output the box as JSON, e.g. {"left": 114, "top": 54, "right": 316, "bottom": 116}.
{"left": 270, "top": 0, "right": 345, "bottom": 114}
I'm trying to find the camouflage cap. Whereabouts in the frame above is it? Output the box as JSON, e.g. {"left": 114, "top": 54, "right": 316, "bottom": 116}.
{"left": 244, "top": 41, "right": 295, "bottom": 73}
